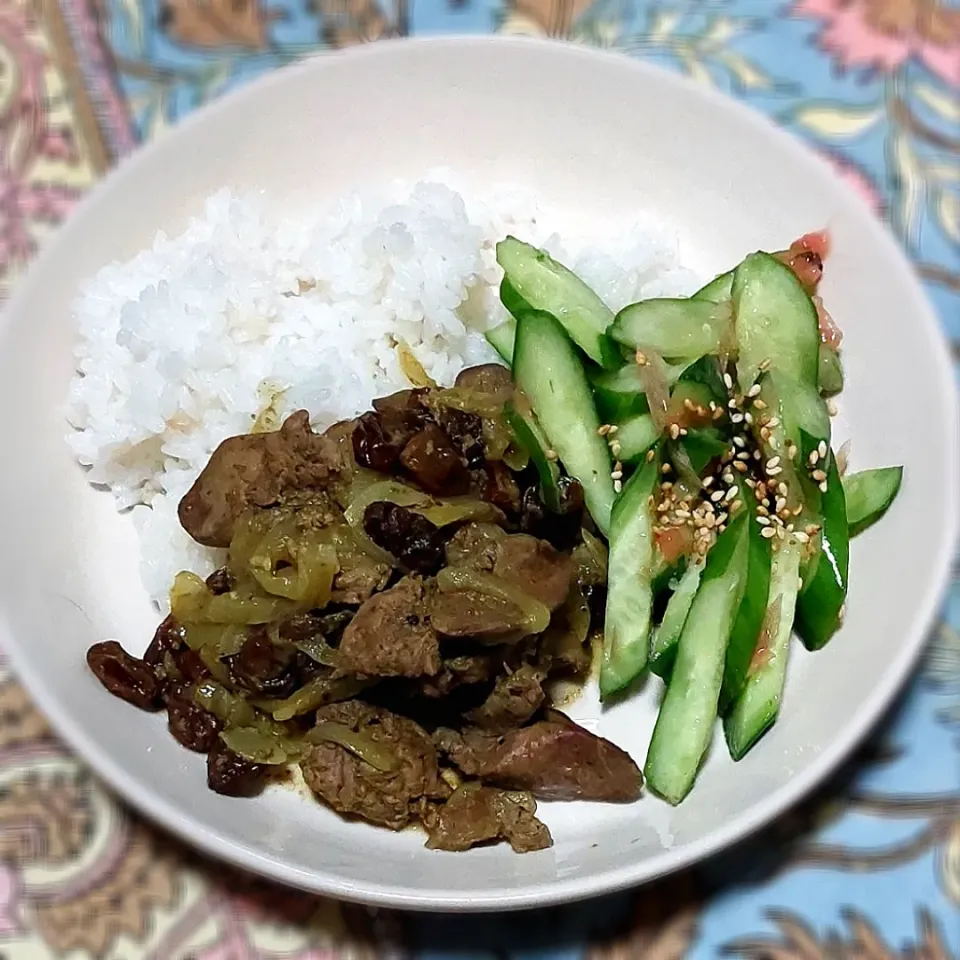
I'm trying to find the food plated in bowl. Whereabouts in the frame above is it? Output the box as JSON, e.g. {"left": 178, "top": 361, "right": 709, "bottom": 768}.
{"left": 0, "top": 38, "right": 956, "bottom": 907}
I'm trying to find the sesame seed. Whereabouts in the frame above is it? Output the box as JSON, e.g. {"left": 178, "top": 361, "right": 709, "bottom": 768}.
{"left": 745, "top": 478, "right": 757, "bottom": 489}
{"left": 709, "top": 401, "right": 718, "bottom": 411}
{"left": 731, "top": 499, "right": 743, "bottom": 512}
{"left": 776, "top": 496, "right": 787, "bottom": 513}
{"left": 798, "top": 577, "right": 805, "bottom": 589}
{"left": 787, "top": 443, "right": 798, "bottom": 460}
{"left": 760, "top": 427, "right": 771, "bottom": 442}
{"left": 766, "top": 456, "right": 781, "bottom": 469}
{"left": 759, "top": 358, "right": 772, "bottom": 372}
{"left": 597, "top": 424, "right": 611, "bottom": 436}
{"left": 545, "top": 449, "right": 558, "bottom": 461}
{"left": 756, "top": 515, "right": 770, "bottom": 525}
{"left": 753, "top": 449, "right": 762, "bottom": 461}
{"left": 734, "top": 460, "right": 748, "bottom": 473}
{"left": 724, "top": 486, "right": 738, "bottom": 502}
{"left": 827, "top": 400, "right": 838, "bottom": 416}
{"left": 713, "top": 408, "right": 724, "bottom": 420}
{"left": 839, "top": 604, "right": 846, "bottom": 621}
{"left": 683, "top": 398, "right": 695, "bottom": 411}
{"left": 710, "top": 489, "right": 725, "bottom": 502}
{"left": 818, "top": 440, "right": 828, "bottom": 458}
{"left": 777, "top": 482, "right": 788, "bottom": 495}
{"left": 761, "top": 526, "right": 776, "bottom": 539}
{"left": 614, "top": 479, "right": 622, "bottom": 493}
{"left": 635, "top": 350, "right": 647, "bottom": 366}
{"left": 608, "top": 424, "right": 619, "bottom": 435}
{"left": 675, "top": 509, "right": 691, "bottom": 519}
{"left": 767, "top": 417, "right": 780, "bottom": 428}
{"left": 754, "top": 398, "right": 767, "bottom": 410}
{"left": 723, "top": 472, "right": 735, "bottom": 484}
{"left": 731, "top": 412, "right": 744, "bottom": 423}
{"left": 611, "top": 470, "right": 623, "bottom": 480}
{"left": 812, "top": 469, "right": 827, "bottom": 482}
{"left": 679, "top": 427, "right": 689, "bottom": 436}
{"left": 819, "top": 480, "right": 828, "bottom": 493}
{"left": 747, "top": 384, "right": 762, "bottom": 398}
{"left": 733, "top": 436, "right": 746, "bottom": 449}
{"left": 723, "top": 372, "right": 734, "bottom": 390}
{"left": 646, "top": 449, "right": 656, "bottom": 463}
{"left": 702, "top": 476, "right": 713, "bottom": 488}
{"left": 767, "top": 465, "right": 783, "bottom": 476}
{"left": 669, "top": 423, "right": 680, "bottom": 440}
{"left": 611, "top": 441, "right": 622, "bottom": 456}
{"left": 744, "top": 412, "right": 754, "bottom": 425}
{"left": 808, "top": 450, "right": 819, "bottom": 466}
{"left": 794, "top": 531, "right": 810, "bottom": 544}
{"left": 805, "top": 523, "right": 820, "bottom": 535}
{"left": 661, "top": 481, "right": 673, "bottom": 490}
{"left": 716, "top": 512, "right": 728, "bottom": 525}
{"left": 661, "top": 463, "right": 672, "bottom": 474}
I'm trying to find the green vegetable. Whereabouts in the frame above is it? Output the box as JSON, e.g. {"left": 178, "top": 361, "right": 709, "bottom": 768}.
{"left": 307, "top": 721, "right": 401, "bottom": 772}
{"left": 844, "top": 466, "right": 903, "bottom": 536}
{"left": 504, "top": 396, "right": 561, "bottom": 512}
{"left": 818, "top": 343, "right": 844, "bottom": 396}
{"left": 436, "top": 566, "right": 551, "bottom": 635}
{"left": 649, "top": 557, "right": 704, "bottom": 679}
{"left": 485, "top": 317, "right": 516, "bottom": 364}
{"left": 610, "top": 298, "right": 732, "bottom": 361}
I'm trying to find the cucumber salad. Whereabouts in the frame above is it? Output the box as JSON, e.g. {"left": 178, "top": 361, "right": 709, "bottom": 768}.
{"left": 488, "top": 232, "right": 903, "bottom": 806}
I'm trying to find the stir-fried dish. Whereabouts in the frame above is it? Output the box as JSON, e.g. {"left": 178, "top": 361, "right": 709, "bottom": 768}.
{"left": 87, "top": 229, "right": 903, "bottom": 850}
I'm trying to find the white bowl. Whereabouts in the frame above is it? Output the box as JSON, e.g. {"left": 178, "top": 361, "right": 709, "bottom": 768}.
{"left": 0, "top": 37, "right": 956, "bottom": 911}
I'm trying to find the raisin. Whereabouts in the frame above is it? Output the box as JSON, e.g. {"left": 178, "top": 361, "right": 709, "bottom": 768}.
{"left": 207, "top": 739, "right": 267, "bottom": 797}
{"left": 164, "top": 685, "right": 222, "bottom": 752}
{"left": 224, "top": 628, "right": 297, "bottom": 697}
{"left": 205, "top": 567, "right": 234, "bottom": 595}
{"left": 399, "top": 424, "right": 469, "bottom": 494}
{"left": 143, "top": 615, "right": 185, "bottom": 666}
{"left": 86, "top": 641, "right": 163, "bottom": 711}
{"left": 363, "top": 501, "right": 445, "bottom": 574}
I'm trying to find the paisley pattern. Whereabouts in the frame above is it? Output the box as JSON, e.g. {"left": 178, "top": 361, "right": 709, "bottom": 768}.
{"left": 0, "top": 0, "right": 958, "bottom": 955}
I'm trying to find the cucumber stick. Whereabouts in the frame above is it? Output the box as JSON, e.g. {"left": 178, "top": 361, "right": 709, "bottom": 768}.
{"left": 724, "top": 538, "right": 803, "bottom": 761}
{"left": 644, "top": 514, "right": 750, "bottom": 804}
{"left": 497, "top": 237, "right": 620, "bottom": 369}
{"left": 600, "top": 457, "right": 659, "bottom": 698}
{"left": 485, "top": 317, "right": 516, "bottom": 364}
{"left": 844, "top": 466, "right": 903, "bottom": 536}
{"left": 512, "top": 311, "right": 615, "bottom": 535}
{"left": 649, "top": 558, "right": 704, "bottom": 679}
{"left": 615, "top": 414, "right": 659, "bottom": 464}
{"left": 504, "top": 398, "right": 561, "bottom": 512}
{"left": 693, "top": 270, "right": 733, "bottom": 303}
{"left": 611, "top": 299, "right": 731, "bottom": 361}
{"left": 733, "top": 253, "right": 820, "bottom": 392}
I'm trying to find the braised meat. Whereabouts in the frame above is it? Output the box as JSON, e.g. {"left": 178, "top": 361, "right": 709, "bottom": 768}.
{"left": 435, "top": 716, "right": 642, "bottom": 802}
{"left": 301, "top": 702, "right": 449, "bottom": 830}
{"left": 466, "top": 665, "right": 545, "bottom": 732}
{"left": 429, "top": 590, "right": 528, "bottom": 640}
{"left": 336, "top": 577, "right": 440, "bottom": 678}
{"left": 179, "top": 410, "right": 342, "bottom": 547}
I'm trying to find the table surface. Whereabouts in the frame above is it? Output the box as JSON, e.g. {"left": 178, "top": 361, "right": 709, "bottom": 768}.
{"left": 1, "top": 0, "right": 958, "bottom": 956}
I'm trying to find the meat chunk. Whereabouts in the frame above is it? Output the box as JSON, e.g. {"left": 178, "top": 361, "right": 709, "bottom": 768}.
{"left": 420, "top": 654, "right": 499, "bottom": 698}
{"left": 301, "top": 702, "right": 448, "bottom": 830}
{"left": 467, "top": 665, "right": 545, "bottom": 732}
{"left": 445, "top": 522, "right": 507, "bottom": 572}
{"left": 224, "top": 627, "right": 297, "bottom": 698}
{"left": 363, "top": 501, "right": 446, "bottom": 574}
{"left": 179, "top": 410, "right": 341, "bottom": 547}
{"left": 435, "top": 717, "right": 642, "bottom": 802}
{"left": 399, "top": 424, "right": 469, "bottom": 495}
{"left": 336, "top": 577, "right": 440, "bottom": 678}
{"left": 424, "top": 785, "right": 551, "bottom": 853}
{"left": 207, "top": 739, "right": 267, "bottom": 797}
{"left": 429, "top": 589, "right": 528, "bottom": 640}
{"left": 493, "top": 535, "right": 574, "bottom": 611}
{"left": 477, "top": 461, "right": 522, "bottom": 514}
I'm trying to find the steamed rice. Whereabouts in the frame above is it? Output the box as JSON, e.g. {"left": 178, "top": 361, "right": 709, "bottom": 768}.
{"left": 66, "top": 178, "right": 698, "bottom": 605}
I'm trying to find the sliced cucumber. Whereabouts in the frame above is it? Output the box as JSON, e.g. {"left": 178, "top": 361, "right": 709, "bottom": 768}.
{"left": 512, "top": 310, "right": 615, "bottom": 535}
{"left": 504, "top": 397, "right": 561, "bottom": 512}
{"left": 485, "top": 317, "right": 516, "bottom": 364}
{"left": 677, "top": 355, "right": 727, "bottom": 401}
{"left": 719, "top": 491, "right": 773, "bottom": 714}
{"left": 497, "top": 237, "right": 620, "bottom": 369}
{"left": 649, "top": 557, "right": 704, "bottom": 679}
{"left": 644, "top": 513, "right": 749, "bottom": 804}
{"left": 600, "top": 457, "right": 660, "bottom": 697}
{"left": 723, "top": 537, "right": 803, "bottom": 761}
{"left": 611, "top": 299, "right": 730, "bottom": 361}
{"left": 844, "top": 466, "right": 903, "bottom": 536}
{"left": 693, "top": 269, "right": 733, "bottom": 303}
{"left": 614, "top": 413, "right": 659, "bottom": 464}
{"left": 795, "top": 455, "right": 849, "bottom": 650}
{"left": 591, "top": 362, "right": 690, "bottom": 423}
{"left": 732, "top": 252, "right": 820, "bottom": 392}
{"left": 818, "top": 343, "right": 844, "bottom": 396}
{"left": 679, "top": 428, "right": 728, "bottom": 475}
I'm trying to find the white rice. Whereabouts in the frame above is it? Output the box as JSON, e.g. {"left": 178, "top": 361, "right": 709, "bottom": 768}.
{"left": 66, "top": 178, "right": 698, "bottom": 605}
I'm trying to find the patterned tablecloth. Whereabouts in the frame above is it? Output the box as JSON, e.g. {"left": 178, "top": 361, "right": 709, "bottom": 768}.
{"left": 1, "top": 0, "right": 958, "bottom": 956}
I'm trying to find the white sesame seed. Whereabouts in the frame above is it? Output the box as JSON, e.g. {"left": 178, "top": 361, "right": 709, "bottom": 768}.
{"left": 731, "top": 499, "right": 743, "bottom": 512}
{"left": 734, "top": 460, "right": 748, "bottom": 473}
{"left": 669, "top": 423, "right": 680, "bottom": 440}
{"left": 761, "top": 526, "right": 776, "bottom": 538}
{"left": 754, "top": 398, "right": 767, "bottom": 410}
{"left": 679, "top": 427, "right": 689, "bottom": 436}
{"left": 611, "top": 441, "right": 622, "bottom": 456}
{"left": 545, "top": 449, "right": 558, "bottom": 461}
{"left": 767, "top": 417, "right": 780, "bottom": 428}
{"left": 787, "top": 443, "right": 797, "bottom": 460}
{"left": 805, "top": 524, "right": 820, "bottom": 535}
{"left": 839, "top": 603, "right": 846, "bottom": 621}
{"left": 756, "top": 515, "right": 771, "bottom": 525}
{"left": 745, "top": 412, "right": 755, "bottom": 425}
{"left": 711, "top": 489, "right": 725, "bottom": 502}
{"left": 608, "top": 424, "right": 619, "bottom": 435}
{"left": 776, "top": 496, "right": 787, "bottom": 513}
{"left": 794, "top": 531, "right": 809, "bottom": 544}
{"left": 728, "top": 396, "right": 739, "bottom": 409}
{"left": 597, "top": 424, "right": 611, "bottom": 436}
{"left": 746, "top": 383, "right": 760, "bottom": 398}
{"left": 733, "top": 436, "right": 746, "bottom": 449}
{"left": 661, "top": 463, "right": 672, "bottom": 474}
{"left": 611, "top": 470, "right": 623, "bottom": 480}
{"left": 614, "top": 479, "right": 622, "bottom": 493}
{"left": 827, "top": 400, "right": 838, "bottom": 416}
{"left": 702, "top": 476, "right": 714, "bottom": 488}
{"left": 731, "top": 413, "right": 744, "bottom": 423}
{"left": 723, "top": 472, "right": 735, "bottom": 484}
{"left": 675, "top": 509, "right": 691, "bottom": 519}
{"left": 819, "top": 480, "right": 829, "bottom": 493}
{"left": 818, "top": 440, "right": 828, "bottom": 458}
{"left": 646, "top": 449, "right": 656, "bottom": 463}
{"left": 635, "top": 350, "right": 647, "bottom": 366}
{"left": 709, "top": 401, "right": 718, "bottom": 411}
{"left": 767, "top": 465, "right": 783, "bottom": 476}
{"left": 759, "top": 358, "right": 772, "bottom": 372}
{"left": 745, "top": 478, "right": 757, "bottom": 489}
{"left": 723, "top": 372, "right": 734, "bottom": 390}
{"left": 776, "top": 525, "right": 785, "bottom": 539}
{"left": 724, "top": 486, "right": 738, "bottom": 502}
{"left": 766, "top": 456, "right": 781, "bottom": 469}
{"left": 809, "top": 450, "right": 820, "bottom": 466}
{"left": 753, "top": 449, "right": 762, "bottom": 460}
{"left": 812, "top": 469, "right": 827, "bottom": 482}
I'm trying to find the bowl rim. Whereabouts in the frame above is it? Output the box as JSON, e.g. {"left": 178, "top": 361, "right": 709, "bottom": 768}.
{"left": 1, "top": 33, "right": 958, "bottom": 912}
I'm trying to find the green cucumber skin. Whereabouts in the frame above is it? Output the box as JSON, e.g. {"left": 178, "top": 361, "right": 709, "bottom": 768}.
{"left": 643, "top": 514, "right": 749, "bottom": 805}
{"left": 503, "top": 400, "right": 561, "bottom": 512}
{"left": 818, "top": 343, "right": 844, "bottom": 396}
{"left": 719, "top": 497, "right": 773, "bottom": 715}
{"left": 679, "top": 428, "right": 728, "bottom": 475}
{"left": 733, "top": 253, "right": 820, "bottom": 392}
{"left": 591, "top": 366, "right": 651, "bottom": 422}
{"left": 649, "top": 558, "right": 704, "bottom": 679}
{"left": 694, "top": 270, "right": 734, "bottom": 303}
{"left": 795, "top": 456, "right": 849, "bottom": 650}
{"left": 512, "top": 310, "right": 615, "bottom": 535}
{"left": 844, "top": 466, "right": 903, "bottom": 536}
{"left": 497, "top": 237, "right": 621, "bottom": 369}
{"left": 600, "top": 458, "right": 659, "bottom": 698}
{"left": 615, "top": 414, "right": 659, "bottom": 464}
{"left": 723, "top": 538, "right": 804, "bottom": 761}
